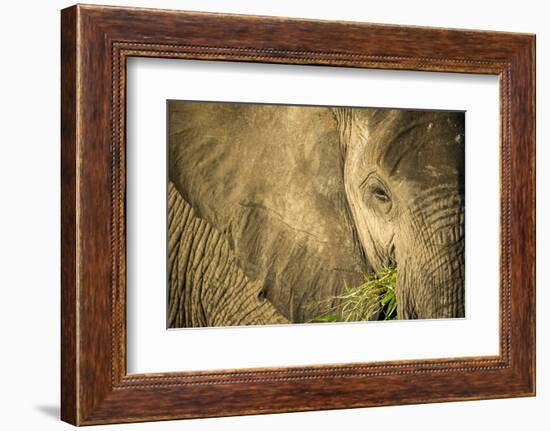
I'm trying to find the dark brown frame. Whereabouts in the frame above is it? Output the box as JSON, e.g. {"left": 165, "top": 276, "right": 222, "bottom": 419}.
{"left": 61, "top": 4, "right": 536, "bottom": 425}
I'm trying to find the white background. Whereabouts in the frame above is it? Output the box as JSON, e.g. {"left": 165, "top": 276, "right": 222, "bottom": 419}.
{"left": 127, "top": 59, "right": 499, "bottom": 373}
{"left": 0, "top": 0, "right": 547, "bottom": 430}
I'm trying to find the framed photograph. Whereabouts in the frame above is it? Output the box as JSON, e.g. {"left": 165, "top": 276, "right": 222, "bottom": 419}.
{"left": 61, "top": 4, "right": 535, "bottom": 425}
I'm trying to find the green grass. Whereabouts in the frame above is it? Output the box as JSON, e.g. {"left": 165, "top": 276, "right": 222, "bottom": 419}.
{"left": 312, "top": 267, "right": 398, "bottom": 323}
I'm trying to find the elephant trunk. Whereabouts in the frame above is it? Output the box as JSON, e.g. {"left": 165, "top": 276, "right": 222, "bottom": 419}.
{"left": 396, "top": 189, "right": 465, "bottom": 319}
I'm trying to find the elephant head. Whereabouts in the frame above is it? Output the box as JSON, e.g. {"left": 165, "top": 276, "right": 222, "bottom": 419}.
{"left": 334, "top": 108, "right": 465, "bottom": 319}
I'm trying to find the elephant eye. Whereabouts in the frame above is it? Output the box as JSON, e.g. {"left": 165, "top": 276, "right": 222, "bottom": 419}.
{"left": 371, "top": 186, "right": 390, "bottom": 203}
{"left": 362, "top": 176, "right": 393, "bottom": 215}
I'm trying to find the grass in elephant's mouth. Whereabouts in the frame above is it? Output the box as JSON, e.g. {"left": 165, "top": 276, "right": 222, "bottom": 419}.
{"left": 311, "top": 267, "right": 398, "bottom": 323}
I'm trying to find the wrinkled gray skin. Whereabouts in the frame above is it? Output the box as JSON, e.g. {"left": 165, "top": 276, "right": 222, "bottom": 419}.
{"left": 334, "top": 108, "right": 465, "bottom": 319}
{"left": 167, "top": 181, "right": 290, "bottom": 327}
{"left": 168, "top": 101, "right": 464, "bottom": 327}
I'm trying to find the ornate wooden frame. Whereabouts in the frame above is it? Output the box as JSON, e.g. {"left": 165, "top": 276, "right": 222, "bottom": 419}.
{"left": 61, "top": 4, "right": 536, "bottom": 425}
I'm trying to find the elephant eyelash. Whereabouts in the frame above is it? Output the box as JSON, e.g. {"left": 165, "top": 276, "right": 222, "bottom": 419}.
{"left": 371, "top": 186, "right": 390, "bottom": 202}
{"left": 360, "top": 173, "right": 393, "bottom": 213}
{"left": 365, "top": 183, "right": 391, "bottom": 205}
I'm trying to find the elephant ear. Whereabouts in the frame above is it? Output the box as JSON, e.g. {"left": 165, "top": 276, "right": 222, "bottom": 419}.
{"left": 168, "top": 101, "right": 368, "bottom": 322}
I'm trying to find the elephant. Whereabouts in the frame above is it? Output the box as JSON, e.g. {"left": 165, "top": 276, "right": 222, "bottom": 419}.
{"left": 167, "top": 101, "right": 465, "bottom": 328}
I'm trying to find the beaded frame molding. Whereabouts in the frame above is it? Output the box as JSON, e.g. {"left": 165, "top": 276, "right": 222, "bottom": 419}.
{"left": 61, "top": 4, "right": 535, "bottom": 425}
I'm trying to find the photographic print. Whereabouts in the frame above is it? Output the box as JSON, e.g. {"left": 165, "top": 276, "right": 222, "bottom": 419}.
{"left": 168, "top": 101, "right": 465, "bottom": 328}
